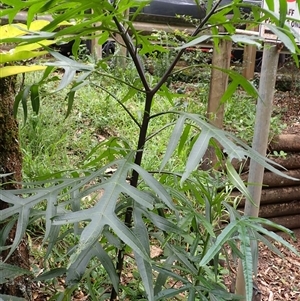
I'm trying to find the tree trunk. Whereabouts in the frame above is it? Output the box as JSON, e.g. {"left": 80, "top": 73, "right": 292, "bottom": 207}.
{"left": 232, "top": 186, "right": 300, "bottom": 206}
{"left": 0, "top": 76, "right": 31, "bottom": 299}
{"left": 270, "top": 134, "right": 300, "bottom": 152}
{"left": 241, "top": 169, "right": 300, "bottom": 188}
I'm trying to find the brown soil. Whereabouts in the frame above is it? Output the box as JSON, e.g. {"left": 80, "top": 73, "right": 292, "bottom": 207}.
{"left": 273, "top": 90, "right": 300, "bottom": 135}
{"left": 256, "top": 231, "right": 300, "bottom": 301}
{"left": 225, "top": 230, "right": 300, "bottom": 301}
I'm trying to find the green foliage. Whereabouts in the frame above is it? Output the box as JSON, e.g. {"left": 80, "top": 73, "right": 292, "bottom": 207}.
{"left": 1, "top": 1, "right": 300, "bottom": 301}
{"left": 223, "top": 91, "right": 287, "bottom": 144}
{"left": 0, "top": 20, "right": 70, "bottom": 77}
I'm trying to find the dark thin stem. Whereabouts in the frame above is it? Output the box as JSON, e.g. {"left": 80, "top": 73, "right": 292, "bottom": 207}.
{"left": 110, "top": 92, "right": 153, "bottom": 301}
{"left": 110, "top": 2, "right": 224, "bottom": 299}
{"left": 94, "top": 70, "right": 144, "bottom": 92}
{"left": 152, "top": 0, "right": 224, "bottom": 95}
{"left": 113, "top": 16, "right": 150, "bottom": 92}
{"left": 145, "top": 121, "right": 176, "bottom": 143}
{"left": 110, "top": 14, "right": 155, "bottom": 301}
{"left": 91, "top": 82, "right": 141, "bottom": 128}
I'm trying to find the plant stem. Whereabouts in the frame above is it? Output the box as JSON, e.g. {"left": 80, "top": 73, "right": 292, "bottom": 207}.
{"left": 110, "top": 2, "right": 224, "bottom": 298}
{"left": 110, "top": 16, "right": 154, "bottom": 299}
{"left": 113, "top": 16, "right": 150, "bottom": 92}
{"left": 152, "top": 0, "right": 224, "bottom": 95}
{"left": 110, "top": 91, "right": 154, "bottom": 300}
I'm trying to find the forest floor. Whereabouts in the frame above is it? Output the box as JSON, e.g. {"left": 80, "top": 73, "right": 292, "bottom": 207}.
{"left": 273, "top": 89, "right": 300, "bottom": 135}
{"left": 255, "top": 230, "right": 300, "bottom": 301}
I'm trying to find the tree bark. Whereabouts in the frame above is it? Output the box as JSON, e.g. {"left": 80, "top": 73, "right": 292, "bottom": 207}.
{"left": 0, "top": 76, "right": 31, "bottom": 299}
{"left": 269, "top": 134, "right": 300, "bottom": 152}
{"left": 267, "top": 214, "right": 300, "bottom": 231}
{"left": 232, "top": 186, "right": 300, "bottom": 206}
{"left": 259, "top": 200, "right": 300, "bottom": 218}
{"left": 241, "top": 169, "right": 300, "bottom": 188}
{"left": 271, "top": 153, "right": 300, "bottom": 170}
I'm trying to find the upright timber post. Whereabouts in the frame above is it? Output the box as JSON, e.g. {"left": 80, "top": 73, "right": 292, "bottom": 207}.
{"left": 90, "top": 10, "right": 102, "bottom": 60}
{"left": 207, "top": 38, "right": 232, "bottom": 128}
{"left": 91, "top": 31, "right": 102, "bottom": 59}
{"left": 235, "top": 43, "right": 281, "bottom": 301}
{"left": 242, "top": 44, "right": 257, "bottom": 80}
{"left": 201, "top": 38, "right": 232, "bottom": 170}
{"left": 242, "top": 26, "right": 258, "bottom": 80}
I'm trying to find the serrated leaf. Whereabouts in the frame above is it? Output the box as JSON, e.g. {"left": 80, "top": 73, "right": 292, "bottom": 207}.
{"left": 244, "top": 218, "right": 299, "bottom": 255}
{"left": 48, "top": 157, "right": 151, "bottom": 268}
{"left": 238, "top": 224, "right": 253, "bottom": 301}
{"left": 45, "top": 50, "right": 94, "bottom": 91}
{"left": 172, "top": 112, "right": 299, "bottom": 183}
{"left": 0, "top": 263, "right": 30, "bottom": 284}
{"left": 133, "top": 207, "right": 154, "bottom": 301}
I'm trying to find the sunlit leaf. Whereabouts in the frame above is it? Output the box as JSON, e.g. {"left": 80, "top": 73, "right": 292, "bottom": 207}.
{"left": 0, "top": 65, "right": 46, "bottom": 78}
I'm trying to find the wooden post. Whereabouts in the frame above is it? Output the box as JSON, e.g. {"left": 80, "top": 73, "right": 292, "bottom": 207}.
{"left": 91, "top": 34, "right": 102, "bottom": 59}
{"left": 242, "top": 44, "right": 257, "bottom": 80}
{"left": 242, "top": 26, "right": 258, "bottom": 80}
{"left": 200, "top": 38, "right": 232, "bottom": 170}
{"left": 207, "top": 38, "right": 232, "bottom": 128}
{"left": 90, "top": 10, "right": 102, "bottom": 60}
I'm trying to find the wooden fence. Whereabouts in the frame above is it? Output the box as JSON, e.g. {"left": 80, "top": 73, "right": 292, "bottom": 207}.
{"left": 232, "top": 134, "right": 300, "bottom": 231}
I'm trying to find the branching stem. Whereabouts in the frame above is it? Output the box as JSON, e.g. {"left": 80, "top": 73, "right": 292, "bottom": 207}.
{"left": 110, "top": 2, "right": 223, "bottom": 299}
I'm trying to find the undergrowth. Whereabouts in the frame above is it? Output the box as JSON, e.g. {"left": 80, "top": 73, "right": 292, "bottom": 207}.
{"left": 19, "top": 68, "right": 286, "bottom": 180}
